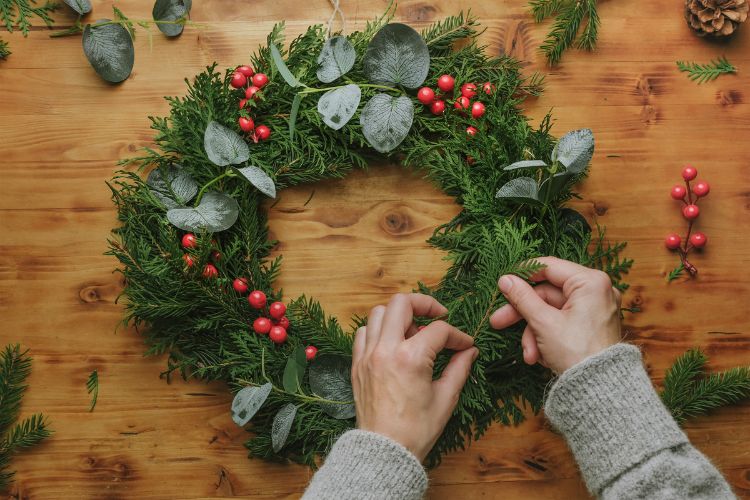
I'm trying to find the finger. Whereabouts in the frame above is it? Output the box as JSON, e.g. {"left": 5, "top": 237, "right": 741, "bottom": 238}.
{"left": 489, "top": 284, "right": 566, "bottom": 329}
{"left": 498, "top": 275, "right": 559, "bottom": 328}
{"left": 380, "top": 293, "right": 448, "bottom": 345}
{"left": 352, "top": 326, "right": 366, "bottom": 368}
{"left": 527, "top": 256, "right": 591, "bottom": 288}
{"left": 612, "top": 286, "right": 622, "bottom": 308}
{"left": 364, "top": 305, "right": 385, "bottom": 352}
{"left": 432, "top": 347, "right": 478, "bottom": 418}
{"left": 408, "top": 320, "right": 474, "bottom": 356}
{"left": 521, "top": 326, "right": 540, "bottom": 365}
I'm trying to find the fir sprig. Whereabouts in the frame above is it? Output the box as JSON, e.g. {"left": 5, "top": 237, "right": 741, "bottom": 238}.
{"left": 667, "top": 263, "right": 685, "bottom": 283}
{"left": 677, "top": 57, "right": 737, "bottom": 84}
{"left": 86, "top": 370, "right": 99, "bottom": 412}
{"left": 531, "top": 0, "right": 601, "bottom": 65}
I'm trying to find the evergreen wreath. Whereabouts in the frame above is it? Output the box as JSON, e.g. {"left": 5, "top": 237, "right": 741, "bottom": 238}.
{"left": 108, "top": 8, "right": 633, "bottom": 467}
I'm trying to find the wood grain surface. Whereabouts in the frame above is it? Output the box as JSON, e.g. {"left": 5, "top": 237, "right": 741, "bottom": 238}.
{"left": 1, "top": 0, "right": 749, "bottom": 498}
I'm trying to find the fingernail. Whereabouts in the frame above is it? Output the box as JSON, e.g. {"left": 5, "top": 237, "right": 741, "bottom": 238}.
{"left": 472, "top": 348, "right": 479, "bottom": 361}
{"left": 499, "top": 275, "right": 513, "bottom": 293}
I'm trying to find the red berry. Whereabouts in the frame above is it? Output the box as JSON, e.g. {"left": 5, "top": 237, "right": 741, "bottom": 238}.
{"left": 255, "top": 125, "right": 271, "bottom": 141}
{"left": 245, "top": 86, "right": 261, "bottom": 100}
{"left": 460, "top": 83, "right": 477, "bottom": 98}
{"left": 466, "top": 155, "right": 475, "bottom": 165}
{"left": 269, "top": 301, "right": 286, "bottom": 319}
{"left": 236, "top": 65, "right": 254, "bottom": 77}
{"left": 670, "top": 185, "right": 687, "bottom": 200}
{"left": 269, "top": 326, "right": 287, "bottom": 344}
{"left": 248, "top": 290, "right": 267, "bottom": 309}
{"left": 239, "top": 98, "right": 248, "bottom": 109}
{"left": 181, "top": 233, "right": 197, "bottom": 249}
{"left": 429, "top": 100, "right": 446, "bottom": 115}
{"left": 275, "top": 316, "right": 290, "bottom": 329}
{"left": 471, "top": 101, "right": 486, "bottom": 119}
{"left": 437, "top": 74, "right": 455, "bottom": 92}
{"left": 690, "top": 232, "right": 707, "bottom": 248}
{"left": 252, "top": 73, "right": 269, "bottom": 88}
{"left": 202, "top": 263, "right": 218, "bottom": 278}
{"left": 682, "top": 204, "right": 700, "bottom": 220}
{"left": 305, "top": 345, "right": 318, "bottom": 360}
{"left": 466, "top": 126, "right": 478, "bottom": 137}
{"left": 417, "top": 87, "right": 435, "bottom": 105}
{"left": 239, "top": 116, "right": 255, "bottom": 133}
{"left": 253, "top": 317, "right": 272, "bottom": 335}
{"left": 692, "top": 181, "right": 710, "bottom": 197}
{"left": 233, "top": 278, "right": 249, "bottom": 294}
{"left": 182, "top": 254, "right": 195, "bottom": 267}
{"left": 210, "top": 250, "right": 222, "bottom": 262}
{"left": 230, "top": 72, "right": 247, "bottom": 89}
{"left": 682, "top": 166, "right": 698, "bottom": 181}
{"left": 454, "top": 96, "right": 470, "bottom": 111}
{"left": 482, "top": 82, "right": 495, "bottom": 95}
{"left": 665, "top": 233, "right": 681, "bottom": 250}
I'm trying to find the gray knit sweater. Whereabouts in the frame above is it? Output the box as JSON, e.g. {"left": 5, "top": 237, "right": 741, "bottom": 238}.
{"left": 303, "top": 344, "right": 735, "bottom": 499}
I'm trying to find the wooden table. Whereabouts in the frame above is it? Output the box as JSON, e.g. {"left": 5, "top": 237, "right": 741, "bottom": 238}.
{"left": 1, "top": 0, "right": 749, "bottom": 498}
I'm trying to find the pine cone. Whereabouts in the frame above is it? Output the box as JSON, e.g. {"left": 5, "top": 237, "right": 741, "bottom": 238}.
{"left": 685, "top": 0, "right": 748, "bottom": 37}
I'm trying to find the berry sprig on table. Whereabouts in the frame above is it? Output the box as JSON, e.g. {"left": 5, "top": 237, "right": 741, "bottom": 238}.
{"left": 665, "top": 166, "right": 710, "bottom": 279}
{"left": 231, "top": 65, "right": 272, "bottom": 143}
{"left": 416, "top": 74, "right": 494, "bottom": 138}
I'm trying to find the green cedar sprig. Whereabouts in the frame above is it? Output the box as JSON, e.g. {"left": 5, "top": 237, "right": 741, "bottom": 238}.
{"left": 0, "top": 0, "right": 59, "bottom": 35}
{"left": 530, "top": 0, "right": 601, "bottom": 65}
{"left": 667, "top": 263, "right": 685, "bottom": 283}
{"left": 0, "top": 38, "right": 9, "bottom": 59}
{"left": 676, "top": 57, "right": 737, "bottom": 84}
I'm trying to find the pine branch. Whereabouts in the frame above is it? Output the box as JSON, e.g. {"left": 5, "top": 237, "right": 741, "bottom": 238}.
{"left": 2, "top": 414, "right": 50, "bottom": 453}
{"left": 667, "top": 263, "right": 685, "bottom": 283}
{"left": 677, "top": 57, "right": 737, "bottom": 84}
{"left": 86, "top": 370, "right": 99, "bottom": 412}
{"left": 0, "top": 38, "right": 9, "bottom": 59}
{"left": 0, "top": 344, "right": 31, "bottom": 436}
{"left": 532, "top": 0, "right": 601, "bottom": 65}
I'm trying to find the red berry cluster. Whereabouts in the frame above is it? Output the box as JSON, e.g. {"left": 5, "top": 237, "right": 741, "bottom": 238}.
{"left": 416, "top": 75, "right": 495, "bottom": 138}
{"left": 181, "top": 233, "right": 222, "bottom": 278}
{"left": 231, "top": 65, "right": 272, "bottom": 142}
{"left": 664, "top": 166, "right": 710, "bottom": 276}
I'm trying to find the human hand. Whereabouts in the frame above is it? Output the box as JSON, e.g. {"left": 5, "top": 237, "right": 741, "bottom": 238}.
{"left": 352, "top": 293, "right": 479, "bottom": 462}
{"left": 490, "top": 257, "right": 622, "bottom": 374}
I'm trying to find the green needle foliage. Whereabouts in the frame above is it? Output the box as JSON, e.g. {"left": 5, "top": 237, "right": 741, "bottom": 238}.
{"left": 530, "top": 0, "right": 601, "bottom": 65}
{"left": 0, "top": 0, "right": 58, "bottom": 35}
{"left": 677, "top": 57, "right": 737, "bottom": 84}
{"left": 0, "top": 345, "right": 51, "bottom": 492}
{"left": 661, "top": 349, "right": 750, "bottom": 425}
{"left": 109, "top": 12, "right": 631, "bottom": 467}
{"left": 0, "top": 38, "right": 9, "bottom": 59}
{"left": 86, "top": 370, "right": 99, "bottom": 412}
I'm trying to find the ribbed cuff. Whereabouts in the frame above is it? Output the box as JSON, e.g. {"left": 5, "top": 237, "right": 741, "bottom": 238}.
{"left": 303, "top": 430, "right": 428, "bottom": 500}
{"left": 544, "top": 344, "right": 688, "bottom": 494}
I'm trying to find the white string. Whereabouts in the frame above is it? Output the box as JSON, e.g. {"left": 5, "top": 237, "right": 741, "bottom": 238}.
{"left": 327, "top": 0, "right": 346, "bottom": 37}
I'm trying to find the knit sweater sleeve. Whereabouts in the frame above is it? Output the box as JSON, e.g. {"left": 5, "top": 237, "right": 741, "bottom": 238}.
{"left": 302, "top": 429, "right": 428, "bottom": 500}
{"left": 544, "top": 343, "right": 735, "bottom": 499}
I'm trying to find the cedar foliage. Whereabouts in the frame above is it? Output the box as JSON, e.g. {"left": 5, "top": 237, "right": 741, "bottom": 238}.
{"left": 108, "top": 12, "right": 632, "bottom": 467}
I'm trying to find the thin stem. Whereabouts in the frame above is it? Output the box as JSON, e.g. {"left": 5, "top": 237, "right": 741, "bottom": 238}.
{"left": 298, "top": 83, "right": 402, "bottom": 95}
{"left": 50, "top": 18, "right": 192, "bottom": 38}
{"left": 195, "top": 171, "right": 233, "bottom": 206}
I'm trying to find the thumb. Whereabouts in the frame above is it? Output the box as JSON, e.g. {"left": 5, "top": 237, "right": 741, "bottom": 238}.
{"left": 498, "top": 275, "right": 557, "bottom": 328}
{"left": 432, "top": 347, "right": 478, "bottom": 419}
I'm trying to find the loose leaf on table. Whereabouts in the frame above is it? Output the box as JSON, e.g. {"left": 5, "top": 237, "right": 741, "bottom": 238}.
{"left": 504, "top": 159, "right": 548, "bottom": 171}
{"left": 316, "top": 36, "right": 356, "bottom": 83}
{"left": 308, "top": 355, "right": 356, "bottom": 419}
{"left": 271, "top": 403, "right": 297, "bottom": 452}
{"left": 152, "top": 0, "right": 192, "bottom": 37}
{"left": 166, "top": 191, "right": 239, "bottom": 232}
{"left": 147, "top": 164, "right": 198, "bottom": 208}
{"left": 282, "top": 346, "right": 308, "bottom": 394}
{"left": 317, "top": 84, "right": 361, "bottom": 130}
{"left": 552, "top": 128, "right": 594, "bottom": 173}
{"left": 231, "top": 383, "right": 272, "bottom": 426}
{"left": 234, "top": 166, "right": 276, "bottom": 198}
{"left": 270, "top": 44, "right": 303, "bottom": 88}
{"left": 63, "top": 0, "right": 92, "bottom": 15}
{"left": 495, "top": 176, "right": 541, "bottom": 204}
{"left": 82, "top": 20, "right": 135, "bottom": 83}
{"left": 363, "top": 23, "right": 430, "bottom": 89}
{"left": 204, "top": 121, "right": 250, "bottom": 166}
{"left": 360, "top": 93, "right": 413, "bottom": 153}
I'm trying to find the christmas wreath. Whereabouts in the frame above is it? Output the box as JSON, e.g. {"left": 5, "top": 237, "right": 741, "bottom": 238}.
{"left": 109, "top": 9, "right": 632, "bottom": 467}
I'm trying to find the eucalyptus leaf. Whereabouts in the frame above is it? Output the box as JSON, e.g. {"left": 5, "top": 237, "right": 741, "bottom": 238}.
{"left": 309, "top": 355, "right": 356, "bottom": 419}
{"left": 82, "top": 20, "right": 134, "bottom": 83}
{"left": 317, "top": 84, "right": 361, "bottom": 131}
{"left": 166, "top": 191, "right": 239, "bottom": 232}
{"left": 146, "top": 164, "right": 198, "bottom": 209}
{"left": 231, "top": 383, "right": 272, "bottom": 426}
{"left": 282, "top": 346, "right": 307, "bottom": 394}
{"left": 235, "top": 166, "right": 276, "bottom": 198}
{"left": 539, "top": 172, "right": 573, "bottom": 201}
{"left": 504, "top": 159, "right": 548, "bottom": 171}
{"left": 559, "top": 207, "right": 592, "bottom": 241}
{"left": 63, "top": 0, "right": 92, "bottom": 15}
{"left": 204, "top": 121, "right": 250, "bottom": 166}
{"left": 270, "top": 44, "right": 303, "bottom": 88}
{"left": 271, "top": 403, "right": 297, "bottom": 452}
{"left": 360, "top": 93, "right": 413, "bottom": 153}
{"left": 316, "top": 36, "right": 356, "bottom": 83}
{"left": 495, "top": 177, "right": 541, "bottom": 204}
{"left": 552, "top": 128, "right": 594, "bottom": 173}
{"left": 152, "top": 0, "right": 192, "bottom": 37}
{"left": 289, "top": 93, "right": 302, "bottom": 141}
{"left": 363, "top": 23, "right": 429, "bottom": 89}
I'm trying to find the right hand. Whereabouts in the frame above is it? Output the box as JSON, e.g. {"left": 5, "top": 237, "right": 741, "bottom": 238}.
{"left": 490, "top": 256, "right": 623, "bottom": 374}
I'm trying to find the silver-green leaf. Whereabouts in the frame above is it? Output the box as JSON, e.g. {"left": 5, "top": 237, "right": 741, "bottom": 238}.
{"left": 539, "top": 172, "right": 573, "bottom": 200}
{"left": 152, "top": 0, "right": 192, "bottom": 37}
{"left": 552, "top": 128, "right": 594, "bottom": 173}
{"left": 316, "top": 36, "right": 356, "bottom": 83}
{"left": 504, "top": 159, "right": 548, "bottom": 171}
{"left": 495, "top": 177, "right": 541, "bottom": 204}
{"left": 363, "top": 23, "right": 429, "bottom": 89}
{"left": 204, "top": 121, "right": 250, "bottom": 166}
{"left": 282, "top": 346, "right": 307, "bottom": 394}
{"left": 360, "top": 93, "right": 413, "bottom": 153}
{"left": 317, "top": 84, "right": 361, "bottom": 131}
{"left": 147, "top": 164, "right": 198, "bottom": 209}
{"left": 63, "top": 0, "right": 92, "bottom": 15}
{"left": 309, "top": 355, "right": 355, "bottom": 419}
{"left": 231, "top": 383, "right": 272, "bottom": 426}
{"left": 271, "top": 403, "right": 297, "bottom": 452}
{"left": 235, "top": 166, "right": 276, "bottom": 198}
{"left": 270, "top": 44, "right": 303, "bottom": 88}
{"left": 82, "top": 20, "right": 134, "bottom": 83}
{"left": 166, "top": 191, "right": 239, "bottom": 232}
